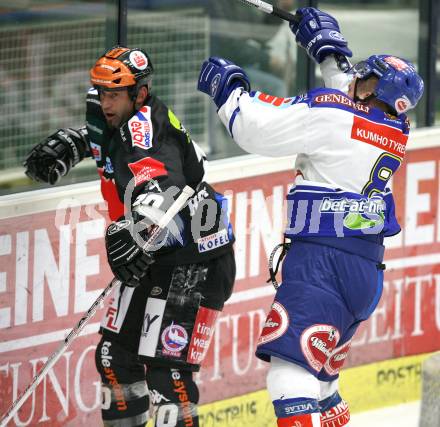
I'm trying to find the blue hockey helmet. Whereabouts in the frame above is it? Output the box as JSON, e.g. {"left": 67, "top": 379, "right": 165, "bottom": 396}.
{"left": 349, "top": 55, "right": 424, "bottom": 114}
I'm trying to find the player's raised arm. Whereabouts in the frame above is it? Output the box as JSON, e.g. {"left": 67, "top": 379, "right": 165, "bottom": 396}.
{"left": 197, "top": 57, "right": 311, "bottom": 157}
{"left": 196, "top": 7, "right": 357, "bottom": 158}
{"left": 290, "top": 7, "right": 353, "bottom": 92}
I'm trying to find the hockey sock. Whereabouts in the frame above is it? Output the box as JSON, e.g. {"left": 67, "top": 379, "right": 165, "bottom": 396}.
{"left": 320, "top": 391, "right": 350, "bottom": 426}
{"left": 273, "top": 397, "right": 321, "bottom": 427}
{"left": 95, "top": 338, "right": 150, "bottom": 427}
{"left": 146, "top": 367, "right": 199, "bottom": 427}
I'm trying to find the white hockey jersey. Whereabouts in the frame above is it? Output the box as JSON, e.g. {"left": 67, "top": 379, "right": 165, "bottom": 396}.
{"left": 218, "top": 71, "right": 409, "bottom": 238}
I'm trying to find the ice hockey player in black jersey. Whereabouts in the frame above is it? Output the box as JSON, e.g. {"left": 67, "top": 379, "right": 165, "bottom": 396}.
{"left": 24, "top": 46, "right": 236, "bottom": 427}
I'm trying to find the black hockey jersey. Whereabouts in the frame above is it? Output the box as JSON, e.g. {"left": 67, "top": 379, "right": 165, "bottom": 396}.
{"left": 85, "top": 88, "right": 234, "bottom": 264}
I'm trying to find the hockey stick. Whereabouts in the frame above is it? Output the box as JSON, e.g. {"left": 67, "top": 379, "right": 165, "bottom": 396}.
{"left": 236, "top": 0, "right": 300, "bottom": 23}
{"left": 0, "top": 185, "right": 195, "bottom": 427}
{"left": 237, "top": 1, "right": 352, "bottom": 73}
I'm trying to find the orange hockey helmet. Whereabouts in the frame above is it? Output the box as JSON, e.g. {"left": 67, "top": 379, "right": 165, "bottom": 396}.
{"left": 90, "top": 46, "right": 154, "bottom": 98}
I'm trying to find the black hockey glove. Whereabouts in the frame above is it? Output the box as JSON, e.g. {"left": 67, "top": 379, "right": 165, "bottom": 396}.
{"left": 24, "top": 127, "right": 88, "bottom": 185}
{"left": 105, "top": 217, "right": 155, "bottom": 287}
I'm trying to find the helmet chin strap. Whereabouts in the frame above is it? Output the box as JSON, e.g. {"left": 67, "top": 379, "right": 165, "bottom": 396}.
{"left": 130, "top": 83, "right": 150, "bottom": 107}
{"left": 128, "top": 85, "right": 138, "bottom": 101}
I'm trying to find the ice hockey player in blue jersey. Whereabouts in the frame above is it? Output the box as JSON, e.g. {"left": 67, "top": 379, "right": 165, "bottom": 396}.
{"left": 197, "top": 7, "right": 424, "bottom": 427}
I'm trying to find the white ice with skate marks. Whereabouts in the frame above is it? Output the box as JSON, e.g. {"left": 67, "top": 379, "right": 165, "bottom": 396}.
{"left": 350, "top": 401, "right": 420, "bottom": 427}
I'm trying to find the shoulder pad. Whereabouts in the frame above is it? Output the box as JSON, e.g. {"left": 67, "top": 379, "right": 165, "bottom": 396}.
{"left": 86, "top": 87, "right": 104, "bottom": 114}
{"left": 87, "top": 87, "right": 98, "bottom": 95}
{"left": 86, "top": 87, "right": 100, "bottom": 104}
{"left": 249, "top": 91, "right": 299, "bottom": 109}
{"left": 86, "top": 87, "right": 107, "bottom": 141}
{"left": 168, "top": 109, "right": 191, "bottom": 143}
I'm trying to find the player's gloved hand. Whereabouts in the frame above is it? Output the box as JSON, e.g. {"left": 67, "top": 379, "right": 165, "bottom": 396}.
{"left": 105, "top": 217, "right": 155, "bottom": 287}
{"left": 197, "top": 57, "right": 251, "bottom": 109}
{"left": 289, "top": 7, "right": 352, "bottom": 64}
{"left": 24, "top": 127, "right": 88, "bottom": 185}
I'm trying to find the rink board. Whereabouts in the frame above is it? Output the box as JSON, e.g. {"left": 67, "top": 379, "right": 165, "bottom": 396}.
{"left": 0, "top": 128, "right": 440, "bottom": 425}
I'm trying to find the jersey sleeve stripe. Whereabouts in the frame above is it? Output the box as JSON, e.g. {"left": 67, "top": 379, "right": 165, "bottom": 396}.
{"left": 228, "top": 106, "right": 241, "bottom": 138}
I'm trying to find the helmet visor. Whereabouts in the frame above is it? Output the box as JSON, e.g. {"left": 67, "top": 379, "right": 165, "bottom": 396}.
{"left": 347, "top": 61, "right": 375, "bottom": 80}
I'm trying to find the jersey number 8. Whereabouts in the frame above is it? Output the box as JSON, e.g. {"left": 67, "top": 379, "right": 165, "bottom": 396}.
{"left": 362, "top": 153, "right": 402, "bottom": 197}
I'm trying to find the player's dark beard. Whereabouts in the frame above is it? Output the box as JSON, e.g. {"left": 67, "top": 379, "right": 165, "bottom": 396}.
{"left": 108, "top": 105, "right": 136, "bottom": 130}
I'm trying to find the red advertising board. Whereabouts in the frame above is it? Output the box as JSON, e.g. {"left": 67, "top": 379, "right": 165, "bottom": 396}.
{"left": 0, "top": 147, "right": 440, "bottom": 425}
